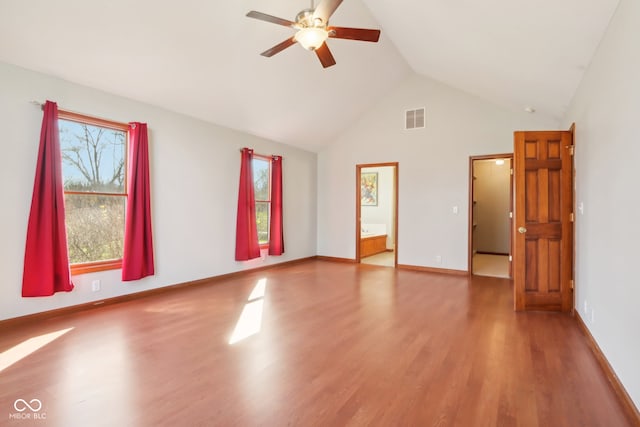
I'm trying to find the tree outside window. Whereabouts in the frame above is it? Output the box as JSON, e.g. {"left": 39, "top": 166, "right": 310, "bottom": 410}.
{"left": 58, "top": 111, "right": 128, "bottom": 273}
{"left": 252, "top": 156, "right": 271, "bottom": 246}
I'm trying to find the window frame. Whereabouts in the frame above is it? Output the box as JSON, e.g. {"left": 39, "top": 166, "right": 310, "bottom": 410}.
{"left": 58, "top": 110, "right": 129, "bottom": 275}
{"left": 252, "top": 154, "right": 272, "bottom": 249}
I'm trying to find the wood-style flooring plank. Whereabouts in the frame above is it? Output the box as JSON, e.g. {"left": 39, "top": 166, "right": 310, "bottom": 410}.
{"left": 0, "top": 261, "right": 635, "bottom": 426}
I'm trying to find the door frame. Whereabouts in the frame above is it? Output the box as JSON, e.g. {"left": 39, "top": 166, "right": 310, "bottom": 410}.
{"left": 468, "top": 153, "right": 514, "bottom": 277}
{"left": 569, "top": 123, "right": 576, "bottom": 311}
{"left": 356, "top": 162, "right": 399, "bottom": 267}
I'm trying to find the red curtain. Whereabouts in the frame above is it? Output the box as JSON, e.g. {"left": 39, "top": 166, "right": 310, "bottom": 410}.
{"left": 235, "top": 148, "right": 261, "bottom": 261}
{"left": 22, "top": 100, "right": 74, "bottom": 297}
{"left": 122, "top": 122, "right": 155, "bottom": 281}
{"left": 269, "top": 155, "right": 284, "bottom": 255}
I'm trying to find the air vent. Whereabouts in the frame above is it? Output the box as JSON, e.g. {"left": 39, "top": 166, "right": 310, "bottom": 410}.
{"left": 405, "top": 108, "right": 425, "bottom": 130}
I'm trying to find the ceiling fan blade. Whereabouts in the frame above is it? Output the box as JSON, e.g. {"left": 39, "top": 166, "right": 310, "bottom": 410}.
{"left": 246, "top": 11, "right": 297, "bottom": 28}
{"left": 328, "top": 27, "right": 381, "bottom": 42}
{"left": 315, "top": 43, "right": 336, "bottom": 68}
{"left": 260, "top": 37, "right": 297, "bottom": 57}
{"left": 312, "top": 0, "right": 344, "bottom": 24}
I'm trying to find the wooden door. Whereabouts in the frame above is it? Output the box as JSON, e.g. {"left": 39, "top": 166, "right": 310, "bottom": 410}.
{"left": 513, "top": 131, "right": 573, "bottom": 312}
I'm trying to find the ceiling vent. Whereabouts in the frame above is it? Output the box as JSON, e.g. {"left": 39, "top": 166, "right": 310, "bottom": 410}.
{"left": 405, "top": 108, "right": 425, "bottom": 130}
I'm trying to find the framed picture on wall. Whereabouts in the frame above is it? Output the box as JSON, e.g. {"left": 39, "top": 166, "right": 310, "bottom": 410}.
{"left": 361, "top": 172, "right": 378, "bottom": 206}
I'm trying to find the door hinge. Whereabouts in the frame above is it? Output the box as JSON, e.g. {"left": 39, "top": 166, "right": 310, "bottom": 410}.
{"left": 509, "top": 211, "right": 513, "bottom": 219}
{"left": 510, "top": 168, "right": 514, "bottom": 175}
{"left": 570, "top": 279, "right": 574, "bottom": 290}
{"left": 566, "top": 145, "right": 575, "bottom": 155}
{"left": 509, "top": 255, "right": 512, "bottom": 262}
{"left": 570, "top": 212, "right": 574, "bottom": 222}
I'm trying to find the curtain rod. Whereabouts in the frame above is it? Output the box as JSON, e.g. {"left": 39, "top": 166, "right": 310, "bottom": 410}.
{"left": 239, "top": 148, "right": 281, "bottom": 159}
{"left": 30, "top": 100, "right": 134, "bottom": 128}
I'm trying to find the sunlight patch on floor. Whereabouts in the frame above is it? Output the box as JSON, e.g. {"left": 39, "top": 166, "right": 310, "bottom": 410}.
{"left": 0, "top": 327, "right": 74, "bottom": 372}
{"left": 248, "top": 278, "right": 266, "bottom": 300}
{"left": 229, "top": 278, "right": 267, "bottom": 345}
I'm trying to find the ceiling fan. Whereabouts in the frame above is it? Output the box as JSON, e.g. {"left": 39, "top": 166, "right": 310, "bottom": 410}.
{"left": 246, "top": 0, "right": 381, "bottom": 68}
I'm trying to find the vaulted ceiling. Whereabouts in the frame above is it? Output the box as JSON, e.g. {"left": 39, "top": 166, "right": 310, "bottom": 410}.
{"left": 0, "top": 0, "right": 620, "bottom": 151}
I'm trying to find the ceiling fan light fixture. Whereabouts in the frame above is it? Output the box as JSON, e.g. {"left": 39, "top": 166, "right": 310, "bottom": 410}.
{"left": 295, "top": 27, "right": 328, "bottom": 51}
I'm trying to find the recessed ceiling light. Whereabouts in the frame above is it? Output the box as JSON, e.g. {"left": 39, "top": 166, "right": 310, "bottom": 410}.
{"left": 524, "top": 106, "right": 536, "bottom": 113}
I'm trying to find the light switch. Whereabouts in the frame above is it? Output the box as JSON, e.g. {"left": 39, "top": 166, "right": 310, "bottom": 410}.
{"left": 452, "top": 206, "right": 458, "bottom": 214}
{"left": 578, "top": 202, "right": 584, "bottom": 215}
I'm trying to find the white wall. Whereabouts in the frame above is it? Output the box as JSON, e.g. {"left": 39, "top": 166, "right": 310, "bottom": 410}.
{"left": 0, "top": 62, "right": 317, "bottom": 321}
{"left": 474, "top": 159, "right": 510, "bottom": 254}
{"left": 562, "top": 0, "right": 640, "bottom": 408}
{"left": 318, "top": 73, "right": 557, "bottom": 269}
{"left": 361, "top": 166, "right": 395, "bottom": 249}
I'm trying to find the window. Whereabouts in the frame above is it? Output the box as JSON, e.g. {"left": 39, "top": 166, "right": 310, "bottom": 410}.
{"left": 58, "top": 111, "right": 128, "bottom": 274}
{"left": 252, "top": 155, "right": 271, "bottom": 246}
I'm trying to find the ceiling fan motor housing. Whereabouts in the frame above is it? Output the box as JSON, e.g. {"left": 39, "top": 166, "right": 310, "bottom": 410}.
{"left": 296, "top": 9, "right": 326, "bottom": 29}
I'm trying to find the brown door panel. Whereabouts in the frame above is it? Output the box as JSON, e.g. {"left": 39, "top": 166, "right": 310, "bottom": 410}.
{"left": 514, "top": 131, "right": 573, "bottom": 312}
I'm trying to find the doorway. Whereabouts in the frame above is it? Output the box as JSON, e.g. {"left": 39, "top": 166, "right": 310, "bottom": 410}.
{"left": 356, "top": 163, "right": 398, "bottom": 267}
{"left": 469, "top": 154, "right": 513, "bottom": 278}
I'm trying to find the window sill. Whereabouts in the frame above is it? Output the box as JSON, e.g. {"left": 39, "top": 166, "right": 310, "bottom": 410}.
{"left": 71, "top": 259, "right": 122, "bottom": 276}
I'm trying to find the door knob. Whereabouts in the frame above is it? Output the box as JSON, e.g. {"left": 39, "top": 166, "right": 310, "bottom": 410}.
{"left": 518, "top": 227, "right": 527, "bottom": 234}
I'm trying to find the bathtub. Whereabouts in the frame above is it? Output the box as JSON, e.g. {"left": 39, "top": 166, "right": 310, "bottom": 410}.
{"left": 360, "top": 223, "right": 388, "bottom": 258}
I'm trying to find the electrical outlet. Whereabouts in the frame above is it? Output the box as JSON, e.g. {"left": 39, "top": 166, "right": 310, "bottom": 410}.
{"left": 91, "top": 280, "right": 101, "bottom": 292}
{"left": 435, "top": 255, "right": 442, "bottom": 264}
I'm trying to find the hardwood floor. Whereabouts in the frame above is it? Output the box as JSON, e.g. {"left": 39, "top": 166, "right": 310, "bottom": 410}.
{"left": 0, "top": 260, "right": 635, "bottom": 426}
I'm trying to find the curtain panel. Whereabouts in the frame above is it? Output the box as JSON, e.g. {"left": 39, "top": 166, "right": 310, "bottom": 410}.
{"left": 22, "top": 100, "right": 74, "bottom": 297}
{"left": 235, "top": 147, "right": 261, "bottom": 260}
{"left": 122, "top": 122, "right": 155, "bottom": 281}
{"left": 268, "top": 155, "right": 284, "bottom": 255}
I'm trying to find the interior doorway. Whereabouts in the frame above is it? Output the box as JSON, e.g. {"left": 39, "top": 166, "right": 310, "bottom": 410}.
{"left": 356, "top": 163, "right": 398, "bottom": 267}
{"left": 469, "top": 154, "right": 513, "bottom": 278}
